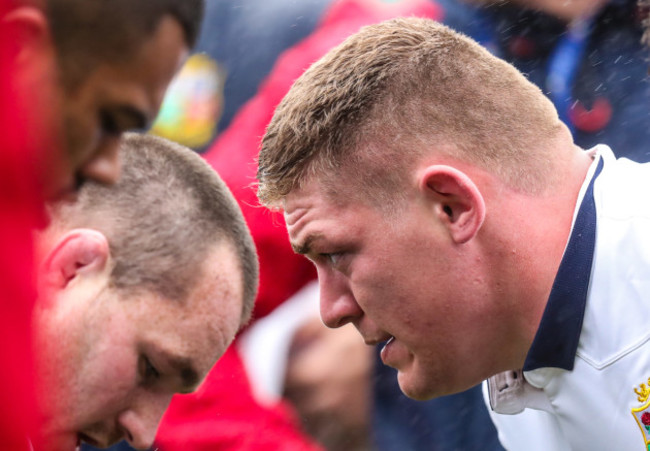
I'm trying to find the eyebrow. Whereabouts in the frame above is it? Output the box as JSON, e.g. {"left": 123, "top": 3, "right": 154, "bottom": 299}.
{"left": 292, "top": 234, "right": 321, "bottom": 255}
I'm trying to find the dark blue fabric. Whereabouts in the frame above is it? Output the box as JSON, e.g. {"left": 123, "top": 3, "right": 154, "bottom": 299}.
{"left": 83, "top": 442, "right": 132, "bottom": 451}
{"left": 372, "top": 347, "right": 504, "bottom": 451}
{"left": 523, "top": 157, "right": 603, "bottom": 371}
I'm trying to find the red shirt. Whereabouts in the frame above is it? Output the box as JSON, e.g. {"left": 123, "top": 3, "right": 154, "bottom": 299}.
{"left": 0, "top": 1, "right": 44, "bottom": 447}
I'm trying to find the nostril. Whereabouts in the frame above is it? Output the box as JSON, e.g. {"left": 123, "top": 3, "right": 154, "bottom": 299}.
{"left": 80, "top": 142, "right": 122, "bottom": 186}
{"left": 320, "top": 299, "right": 362, "bottom": 329}
{"left": 122, "top": 427, "right": 134, "bottom": 443}
{"left": 328, "top": 313, "right": 355, "bottom": 329}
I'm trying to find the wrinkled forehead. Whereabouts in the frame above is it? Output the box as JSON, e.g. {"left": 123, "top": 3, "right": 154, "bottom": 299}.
{"left": 285, "top": 167, "right": 359, "bottom": 208}
{"left": 283, "top": 165, "right": 400, "bottom": 229}
{"left": 284, "top": 174, "right": 343, "bottom": 222}
{"left": 283, "top": 175, "right": 372, "bottom": 254}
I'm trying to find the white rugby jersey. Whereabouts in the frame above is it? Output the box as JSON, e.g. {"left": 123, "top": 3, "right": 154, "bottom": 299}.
{"left": 485, "top": 145, "right": 650, "bottom": 450}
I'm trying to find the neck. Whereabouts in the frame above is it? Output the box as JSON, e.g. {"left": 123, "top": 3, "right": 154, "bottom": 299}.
{"left": 483, "top": 143, "right": 593, "bottom": 369}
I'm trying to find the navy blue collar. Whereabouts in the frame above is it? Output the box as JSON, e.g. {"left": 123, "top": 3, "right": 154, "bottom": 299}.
{"left": 523, "top": 157, "right": 604, "bottom": 372}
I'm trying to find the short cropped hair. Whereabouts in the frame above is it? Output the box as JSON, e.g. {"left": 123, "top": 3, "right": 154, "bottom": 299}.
{"left": 45, "top": 0, "right": 204, "bottom": 87}
{"left": 257, "top": 18, "right": 565, "bottom": 208}
{"left": 49, "top": 133, "right": 258, "bottom": 325}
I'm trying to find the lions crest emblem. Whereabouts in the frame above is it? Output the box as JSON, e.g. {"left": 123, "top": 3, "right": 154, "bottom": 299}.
{"left": 632, "top": 378, "right": 650, "bottom": 450}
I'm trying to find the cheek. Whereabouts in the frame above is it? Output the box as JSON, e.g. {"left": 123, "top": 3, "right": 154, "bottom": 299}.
{"left": 77, "top": 348, "right": 137, "bottom": 413}
{"left": 63, "top": 101, "right": 100, "bottom": 169}
{"left": 357, "top": 247, "right": 437, "bottom": 310}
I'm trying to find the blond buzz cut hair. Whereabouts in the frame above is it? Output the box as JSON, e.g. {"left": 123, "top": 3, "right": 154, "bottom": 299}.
{"left": 257, "top": 17, "right": 567, "bottom": 208}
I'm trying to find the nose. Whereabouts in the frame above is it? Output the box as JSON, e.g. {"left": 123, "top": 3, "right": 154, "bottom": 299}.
{"left": 79, "top": 136, "right": 122, "bottom": 186}
{"left": 318, "top": 268, "right": 363, "bottom": 329}
{"left": 117, "top": 391, "right": 173, "bottom": 450}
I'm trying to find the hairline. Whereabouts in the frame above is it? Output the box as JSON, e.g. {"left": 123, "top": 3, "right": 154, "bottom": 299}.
{"left": 257, "top": 18, "right": 565, "bottom": 208}
{"left": 106, "top": 236, "right": 251, "bottom": 329}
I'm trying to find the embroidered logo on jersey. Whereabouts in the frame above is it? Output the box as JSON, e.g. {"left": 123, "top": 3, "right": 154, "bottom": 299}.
{"left": 632, "top": 377, "right": 650, "bottom": 450}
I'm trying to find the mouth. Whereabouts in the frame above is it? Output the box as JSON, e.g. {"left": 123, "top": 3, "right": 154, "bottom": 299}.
{"left": 362, "top": 330, "right": 393, "bottom": 346}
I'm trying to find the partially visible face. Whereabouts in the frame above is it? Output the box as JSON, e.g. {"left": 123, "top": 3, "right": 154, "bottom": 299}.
{"left": 35, "top": 243, "right": 243, "bottom": 450}
{"left": 467, "top": 0, "right": 608, "bottom": 21}
{"left": 284, "top": 176, "right": 502, "bottom": 400}
{"left": 42, "top": 15, "right": 189, "bottom": 200}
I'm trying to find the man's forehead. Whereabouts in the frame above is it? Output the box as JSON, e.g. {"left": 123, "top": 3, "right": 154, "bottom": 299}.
{"left": 283, "top": 183, "right": 364, "bottom": 256}
{"left": 130, "top": 243, "right": 241, "bottom": 358}
{"left": 137, "top": 302, "right": 230, "bottom": 381}
{"left": 283, "top": 175, "right": 350, "bottom": 219}
{"left": 189, "top": 241, "right": 243, "bottom": 343}
{"left": 283, "top": 182, "right": 328, "bottom": 233}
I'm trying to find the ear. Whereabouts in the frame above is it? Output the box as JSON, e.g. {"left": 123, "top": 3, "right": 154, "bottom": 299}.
{"left": 41, "top": 229, "right": 111, "bottom": 290}
{"left": 2, "top": 6, "right": 53, "bottom": 67}
{"left": 418, "top": 165, "right": 486, "bottom": 244}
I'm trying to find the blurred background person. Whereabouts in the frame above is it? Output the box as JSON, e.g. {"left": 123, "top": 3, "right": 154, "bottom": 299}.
{"left": 450, "top": 0, "right": 650, "bottom": 162}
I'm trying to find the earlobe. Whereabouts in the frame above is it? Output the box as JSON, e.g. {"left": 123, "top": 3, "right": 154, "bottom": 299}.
{"left": 42, "top": 229, "right": 111, "bottom": 290}
{"left": 419, "top": 165, "right": 486, "bottom": 244}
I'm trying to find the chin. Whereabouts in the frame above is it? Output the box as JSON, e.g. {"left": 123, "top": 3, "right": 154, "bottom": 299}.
{"left": 397, "top": 366, "right": 474, "bottom": 401}
{"left": 396, "top": 371, "right": 440, "bottom": 401}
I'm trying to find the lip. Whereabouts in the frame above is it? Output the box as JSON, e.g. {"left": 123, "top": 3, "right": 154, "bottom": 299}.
{"left": 362, "top": 331, "right": 393, "bottom": 346}
{"left": 380, "top": 336, "right": 396, "bottom": 365}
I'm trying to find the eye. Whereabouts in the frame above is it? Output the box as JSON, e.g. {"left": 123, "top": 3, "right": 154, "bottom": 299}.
{"left": 99, "top": 107, "right": 148, "bottom": 136}
{"left": 320, "top": 252, "right": 343, "bottom": 266}
{"left": 100, "top": 111, "right": 121, "bottom": 136}
{"left": 140, "top": 356, "right": 161, "bottom": 383}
